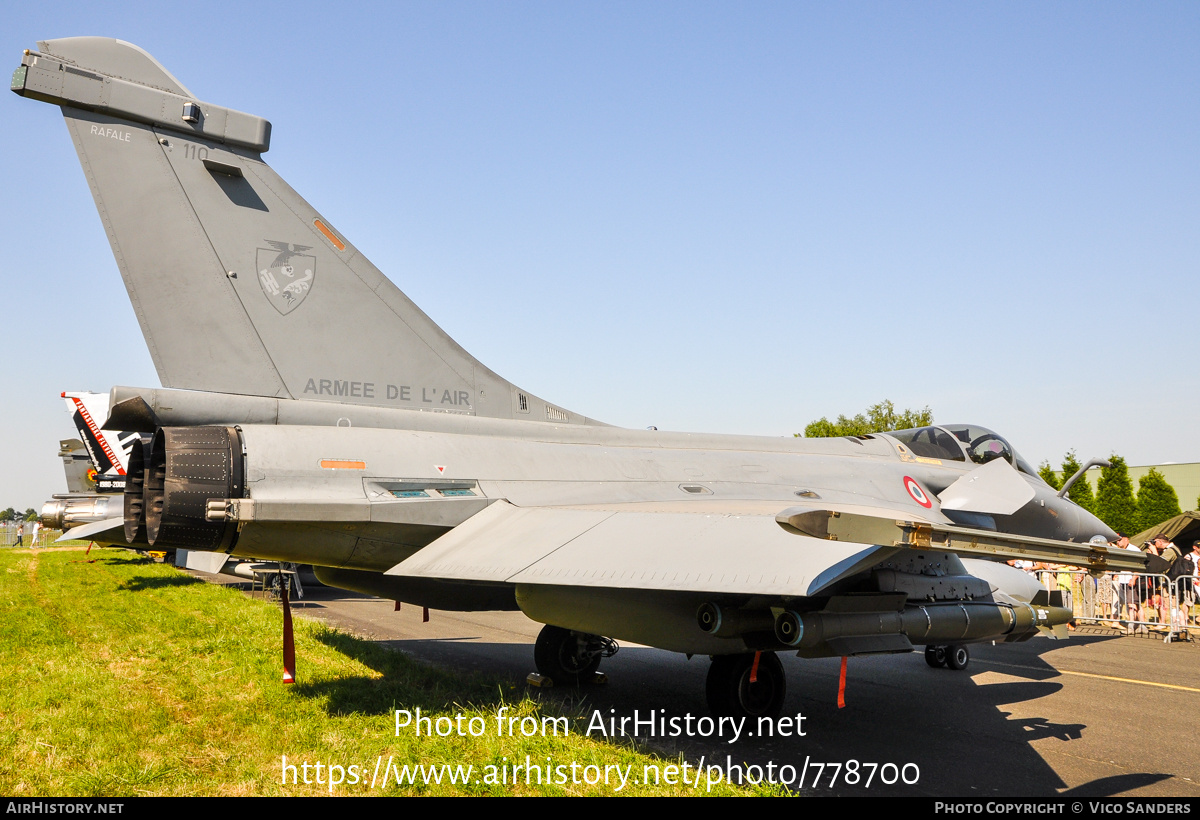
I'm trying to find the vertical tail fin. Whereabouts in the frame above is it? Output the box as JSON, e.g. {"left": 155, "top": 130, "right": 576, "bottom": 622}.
{"left": 62, "top": 392, "right": 134, "bottom": 477}
{"left": 16, "top": 38, "right": 593, "bottom": 425}
{"left": 57, "top": 439, "right": 95, "bottom": 494}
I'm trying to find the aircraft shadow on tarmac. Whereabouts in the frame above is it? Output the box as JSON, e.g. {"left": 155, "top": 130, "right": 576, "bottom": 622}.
{"left": 218, "top": 580, "right": 1190, "bottom": 796}
{"left": 1060, "top": 774, "right": 1174, "bottom": 797}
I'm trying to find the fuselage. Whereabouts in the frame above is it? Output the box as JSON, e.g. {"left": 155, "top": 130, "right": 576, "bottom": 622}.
{"left": 116, "top": 385, "right": 1114, "bottom": 574}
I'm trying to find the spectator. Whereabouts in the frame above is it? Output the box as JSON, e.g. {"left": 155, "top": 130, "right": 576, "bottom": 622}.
{"left": 1155, "top": 534, "right": 1182, "bottom": 566}
{"left": 1179, "top": 541, "right": 1200, "bottom": 626}
{"left": 1112, "top": 534, "right": 1140, "bottom": 632}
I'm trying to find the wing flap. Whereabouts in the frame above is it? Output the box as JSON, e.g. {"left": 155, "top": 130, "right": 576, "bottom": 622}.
{"left": 386, "top": 500, "right": 613, "bottom": 582}
{"left": 386, "top": 499, "right": 881, "bottom": 596}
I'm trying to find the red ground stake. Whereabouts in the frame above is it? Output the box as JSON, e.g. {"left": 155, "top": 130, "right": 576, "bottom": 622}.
{"left": 837, "top": 656, "right": 847, "bottom": 709}
{"left": 281, "top": 575, "right": 296, "bottom": 684}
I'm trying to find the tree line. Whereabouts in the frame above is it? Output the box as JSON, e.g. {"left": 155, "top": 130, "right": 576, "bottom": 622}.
{"left": 0, "top": 508, "right": 39, "bottom": 522}
{"left": 800, "top": 400, "right": 933, "bottom": 439}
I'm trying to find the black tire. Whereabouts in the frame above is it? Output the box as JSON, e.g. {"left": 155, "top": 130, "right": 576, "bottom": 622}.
{"left": 533, "top": 625, "right": 601, "bottom": 685}
{"left": 705, "top": 653, "right": 786, "bottom": 719}
{"left": 924, "top": 645, "right": 948, "bottom": 668}
{"left": 946, "top": 644, "right": 970, "bottom": 671}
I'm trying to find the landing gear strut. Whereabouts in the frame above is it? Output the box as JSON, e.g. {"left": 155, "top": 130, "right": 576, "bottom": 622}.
{"left": 705, "top": 652, "right": 786, "bottom": 719}
{"left": 924, "top": 644, "right": 969, "bottom": 670}
{"left": 533, "top": 625, "right": 616, "bottom": 685}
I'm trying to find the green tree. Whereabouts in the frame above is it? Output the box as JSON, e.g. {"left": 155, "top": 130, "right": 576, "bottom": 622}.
{"left": 1134, "top": 468, "right": 1182, "bottom": 534}
{"left": 1095, "top": 455, "right": 1138, "bottom": 535}
{"left": 23, "top": 508, "right": 37, "bottom": 522}
{"left": 0, "top": 508, "right": 12, "bottom": 522}
{"left": 1037, "top": 461, "right": 1061, "bottom": 490}
{"left": 802, "top": 400, "right": 933, "bottom": 438}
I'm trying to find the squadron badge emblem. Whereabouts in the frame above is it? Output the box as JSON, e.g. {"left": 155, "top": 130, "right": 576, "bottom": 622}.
{"left": 257, "top": 240, "right": 316, "bottom": 314}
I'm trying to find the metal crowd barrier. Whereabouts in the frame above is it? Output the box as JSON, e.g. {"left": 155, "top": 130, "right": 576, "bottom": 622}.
{"left": 0, "top": 523, "right": 31, "bottom": 547}
{"left": 0, "top": 523, "right": 61, "bottom": 547}
{"left": 1034, "top": 568, "right": 1197, "bottom": 642}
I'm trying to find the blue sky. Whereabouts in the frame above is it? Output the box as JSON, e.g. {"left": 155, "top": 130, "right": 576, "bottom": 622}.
{"left": 2, "top": 2, "right": 1197, "bottom": 509}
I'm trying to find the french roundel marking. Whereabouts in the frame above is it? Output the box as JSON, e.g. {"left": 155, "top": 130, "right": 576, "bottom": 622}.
{"left": 904, "top": 476, "right": 932, "bottom": 508}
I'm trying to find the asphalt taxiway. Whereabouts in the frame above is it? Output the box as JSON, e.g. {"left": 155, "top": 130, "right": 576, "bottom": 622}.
{"left": 196, "top": 569, "right": 1200, "bottom": 797}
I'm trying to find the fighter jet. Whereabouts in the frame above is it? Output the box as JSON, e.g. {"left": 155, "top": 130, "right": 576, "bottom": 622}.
{"left": 13, "top": 38, "right": 1147, "bottom": 718}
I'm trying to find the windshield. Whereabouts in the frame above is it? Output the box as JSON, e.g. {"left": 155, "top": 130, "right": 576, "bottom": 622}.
{"left": 888, "top": 427, "right": 965, "bottom": 461}
{"left": 891, "top": 424, "right": 1040, "bottom": 478}
{"left": 939, "top": 424, "right": 1039, "bottom": 477}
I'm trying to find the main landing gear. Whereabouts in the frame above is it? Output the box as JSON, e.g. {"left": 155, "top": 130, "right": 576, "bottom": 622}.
{"left": 706, "top": 652, "right": 786, "bottom": 719}
{"left": 924, "top": 643, "right": 970, "bottom": 671}
{"left": 532, "top": 625, "right": 618, "bottom": 686}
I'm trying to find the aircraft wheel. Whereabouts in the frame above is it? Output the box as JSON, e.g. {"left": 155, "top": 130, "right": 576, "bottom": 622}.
{"left": 705, "top": 653, "right": 786, "bottom": 719}
{"left": 946, "top": 644, "right": 970, "bottom": 671}
{"left": 533, "top": 625, "right": 602, "bottom": 685}
{"left": 924, "top": 645, "right": 948, "bottom": 668}
{"left": 267, "top": 571, "right": 295, "bottom": 601}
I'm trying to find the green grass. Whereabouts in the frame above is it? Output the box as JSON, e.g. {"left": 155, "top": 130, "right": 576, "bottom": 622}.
{"left": 0, "top": 548, "right": 778, "bottom": 796}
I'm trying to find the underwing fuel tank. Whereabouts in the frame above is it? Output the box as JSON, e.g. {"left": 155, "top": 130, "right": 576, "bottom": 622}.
{"left": 686, "top": 555, "right": 1074, "bottom": 656}
{"left": 691, "top": 581, "right": 1072, "bottom": 658}
{"left": 768, "top": 597, "right": 1066, "bottom": 656}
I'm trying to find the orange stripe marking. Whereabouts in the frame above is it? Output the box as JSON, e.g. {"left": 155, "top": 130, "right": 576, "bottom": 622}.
{"left": 314, "top": 218, "right": 345, "bottom": 250}
{"left": 320, "top": 459, "right": 365, "bottom": 470}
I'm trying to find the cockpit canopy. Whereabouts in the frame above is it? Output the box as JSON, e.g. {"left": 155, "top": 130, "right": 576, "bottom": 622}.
{"left": 887, "top": 425, "right": 1040, "bottom": 478}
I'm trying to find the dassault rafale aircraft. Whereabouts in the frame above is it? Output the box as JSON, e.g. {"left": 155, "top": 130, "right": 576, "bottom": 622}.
{"left": 14, "top": 37, "right": 1148, "bottom": 719}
